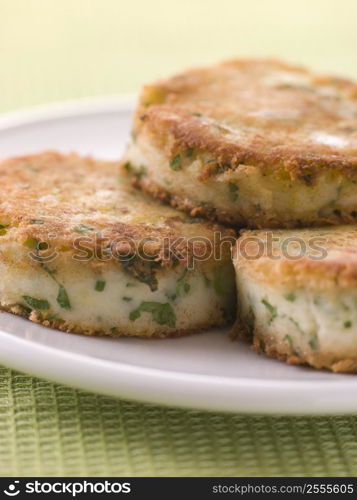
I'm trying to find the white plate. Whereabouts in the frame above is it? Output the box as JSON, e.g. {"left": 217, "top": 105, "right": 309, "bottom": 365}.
{"left": 0, "top": 96, "right": 356, "bottom": 415}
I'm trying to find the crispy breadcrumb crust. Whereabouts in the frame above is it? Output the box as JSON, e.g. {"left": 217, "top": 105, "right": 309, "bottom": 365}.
{"left": 135, "top": 58, "right": 357, "bottom": 181}
{"left": 4, "top": 304, "right": 225, "bottom": 339}
{"left": 0, "top": 151, "right": 235, "bottom": 269}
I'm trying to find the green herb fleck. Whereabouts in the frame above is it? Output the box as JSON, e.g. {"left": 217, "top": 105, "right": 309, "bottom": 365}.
{"left": 170, "top": 155, "right": 181, "bottom": 171}
{"left": 122, "top": 296, "right": 132, "bottom": 302}
{"left": 261, "top": 298, "right": 277, "bottom": 319}
{"left": 57, "top": 285, "right": 71, "bottom": 310}
{"left": 123, "top": 162, "right": 132, "bottom": 172}
{"left": 308, "top": 338, "right": 318, "bottom": 350}
{"left": 129, "top": 301, "right": 176, "bottom": 328}
{"left": 95, "top": 280, "right": 106, "bottom": 292}
{"left": 344, "top": 320, "right": 352, "bottom": 328}
{"left": 43, "top": 266, "right": 57, "bottom": 277}
{"left": 136, "top": 165, "right": 147, "bottom": 177}
{"left": 285, "top": 293, "right": 296, "bottom": 302}
{"left": 0, "top": 224, "right": 7, "bottom": 236}
{"left": 126, "top": 282, "right": 136, "bottom": 287}
{"left": 129, "top": 309, "right": 140, "bottom": 321}
{"left": 176, "top": 269, "right": 191, "bottom": 298}
{"left": 22, "top": 295, "right": 50, "bottom": 310}
{"left": 23, "top": 237, "right": 39, "bottom": 249}
{"left": 185, "top": 148, "right": 194, "bottom": 157}
{"left": 288, "top": 317, "right": 303, "bottom": 333}
{"left": 29, "top": 219, "right": 44, "bottom": 225}
{"left": 247, "top": 306, "right": 256, "bottom": 326}
{"left": 74, "top": 224, "right": 94, "bottom": 234}
{"left": 228, "top": 182, "right": 239, "bottom": 202}
{"left": 284, "top": 334, "right": 294, "bottom": 349}
{"left": 119, "top": 255, "right": 159, "bottom": 291}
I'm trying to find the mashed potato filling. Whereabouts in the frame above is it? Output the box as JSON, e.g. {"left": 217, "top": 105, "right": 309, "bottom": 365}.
{"left": 124, "top": 139, "right": 357, "bottom": 229}
{"left": 236, "top": 272, "right": 357, "bottom": 365}
{"left": 233, "top": 226, "right": 357, "bottom": 372}
{"left": 0, "top": 242, "right": 235, "bottom": 337}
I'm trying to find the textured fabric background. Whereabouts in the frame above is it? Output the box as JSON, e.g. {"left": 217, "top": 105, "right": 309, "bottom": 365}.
{"left": 1, "top": 0, "right": 357, "bottom": 477}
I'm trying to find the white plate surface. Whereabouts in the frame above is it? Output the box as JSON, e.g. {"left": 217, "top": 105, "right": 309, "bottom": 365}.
{"left": 0, "top": 96, "right": 356, "bottom": 415}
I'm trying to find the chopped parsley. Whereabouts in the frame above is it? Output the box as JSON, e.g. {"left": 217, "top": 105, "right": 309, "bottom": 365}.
{"left": 284, "top": 334, "right": 294, "bottom": 349}
{"left": 74, "top": 224, "right": 94, "bottom": 234}
{"left": 95, "top": 279, "right": 106, "bottom": 292}
{"left": 169, "top": 155, "right": 181, "bottom": 171}
{"left": 228, "top": 182, "right": 239, "bottom": 202}
{"left": 285, "top": 293, "right": 296, "bottom": 302}
{"left": 344, "top": 320, "right": 352, "bottom": 329}
{"left": 176, "top": 269, "right": 191, "bottom": 297}
{"left": 288, "top": 316, "right": 303, "bottom": 333}
{"left": 0, "top": 224, "right": 7, "bottom": 236}
{"left": 261, "top": 298, "right": 277, "bottom": 319}
{"left": 23, "top": 238, "right": 48, "bottom": 251}
{"left": 122, "top": 296, "right": 132, "bottom": 302}
{"left": 22, "top": 296, "right": 50, "bottom": 310}
{"left": 308, "top": 338, "right": 318, "bottom": 350}
{"left": 57, "top": 285, "right": 71, "bottom": 310}
{"left": 23, "top": 237, "right": 39, "bottom": 249}
{"left": 119, "top": 255, "right": 159, "bottom": 292}
{"left": 129, "top": 301, "right": 176, "bottom": 328}
{"left": 135, "top": 165, "right": 147, "bottom": 177}
{"left": 29, "top": 219, "right": 44, "bottom": 225}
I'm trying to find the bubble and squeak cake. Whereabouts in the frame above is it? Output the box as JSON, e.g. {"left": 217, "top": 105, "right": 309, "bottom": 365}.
{"left": 233, "top": 226, "right": 357, "bottom": 372}
{"left": 0, "top": 152, "right": 236, "bottom": 337}
{"left": 122, "top": 59, "right": 357, "bottom": 228}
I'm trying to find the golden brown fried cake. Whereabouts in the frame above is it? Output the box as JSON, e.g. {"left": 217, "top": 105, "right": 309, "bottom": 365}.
{"left": 0, "top": 152, "right": 236, "bottom": 337}
{"left": 232, "top": 226, "right": 357, "bottom": 372}
{"left": 122, "top": 58, "right": 357, "bottom": 228}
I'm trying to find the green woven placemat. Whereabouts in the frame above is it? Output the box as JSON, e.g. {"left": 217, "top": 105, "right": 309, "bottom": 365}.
{"left": 2, "top": 0, "right": 357, "bottom": 477}
{"left": 1, "top": 366, "right": 357, "bottom": 477}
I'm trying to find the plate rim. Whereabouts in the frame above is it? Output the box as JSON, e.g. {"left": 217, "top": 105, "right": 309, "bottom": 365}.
{"left": 0, "top": 94, "right": 136, "bottom": 130}
{"left": 1, "top": 96, "right": 357, "bottom": 415}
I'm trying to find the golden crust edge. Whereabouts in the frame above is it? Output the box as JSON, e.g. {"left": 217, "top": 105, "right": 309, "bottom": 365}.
{"left": 130, "top": 173, "right": 357, "bottom": 230}
{"left": 233, "top": 319, "right": 357, "bottom": 373}
{"left": 3, "top": 303, "right": 230, "bottom": 339}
